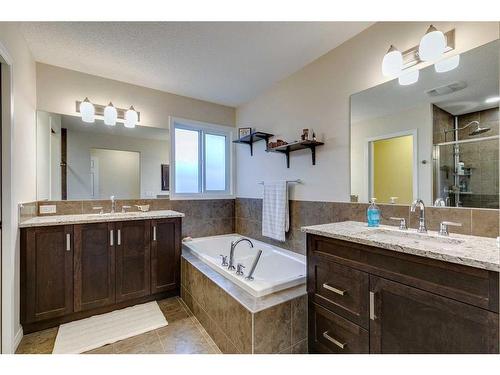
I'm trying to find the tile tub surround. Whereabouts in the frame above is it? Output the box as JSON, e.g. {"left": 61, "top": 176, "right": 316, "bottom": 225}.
{"left": 22, "top": 198, "right": 234, "bottom": 238}
{"left": 301, "top": 221, "right": 500, "bottom": 272}
{"left": 181, "top": 250, "right": 307, "bottom": 354}
{"left": 235, "top": 198, "right": 500, "bottom": 255}
{"left": 18, "top": 210, "right": 184, "bottom": 228}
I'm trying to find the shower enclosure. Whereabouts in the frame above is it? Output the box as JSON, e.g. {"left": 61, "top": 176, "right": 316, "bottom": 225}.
{"left": 433, "top": 107, "right": 499, "bottom": 209}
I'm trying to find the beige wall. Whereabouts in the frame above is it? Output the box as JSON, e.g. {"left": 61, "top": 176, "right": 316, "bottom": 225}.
{"left": 236, "top": 22, "right": 500, "bottom": 201}
{"left": 36, "top": 63, "right": 236, "bottom": 128}
{"left": 0, "top": 23, "right": 37, "bottom": 353}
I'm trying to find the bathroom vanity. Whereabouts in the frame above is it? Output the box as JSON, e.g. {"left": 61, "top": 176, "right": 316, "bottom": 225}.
{"left": 19, "top": 210, "right": 183, "bottom": 333}
{"left": 302, "top": 221, "right": 499, "bottom": 354}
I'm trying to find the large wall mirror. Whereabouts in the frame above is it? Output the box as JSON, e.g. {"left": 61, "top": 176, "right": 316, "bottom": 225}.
{"left": 36, "top": 111, "right": 170, "bottom": 200}
{"left": 350, "top": 39, "right": 499, "bottom": 209}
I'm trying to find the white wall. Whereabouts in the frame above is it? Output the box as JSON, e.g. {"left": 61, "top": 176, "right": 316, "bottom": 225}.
{"left": 236, "top": 22, "right": 500, "bottom": 201}
{"left": 0, "top": 23, "right": 37, "bottom": 353}
{"left": 36, "top": 63, "right": 236, "bottom": 129}
{"left": 66, "top": 129, "right": 169, "bottom": 199}
{"left": 350, "top": 104, "right": 433, "bottom": 204}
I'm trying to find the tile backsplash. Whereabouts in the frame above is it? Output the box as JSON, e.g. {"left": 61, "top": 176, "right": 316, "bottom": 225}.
{"left": 235, "top": 198, "right": 499, "bottom": 255}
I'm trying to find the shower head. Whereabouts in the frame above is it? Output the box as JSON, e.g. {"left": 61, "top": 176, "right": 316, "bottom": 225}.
{"left": 469, "top": 124, "right": 491, "bottom": 136}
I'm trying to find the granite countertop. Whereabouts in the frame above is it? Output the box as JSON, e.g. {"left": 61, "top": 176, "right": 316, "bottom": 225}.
{"left": 19, "top": 210, "right": 184, "bottom": 228}
{"left": 301, "top": 221, "right": 500, "bottom": 272}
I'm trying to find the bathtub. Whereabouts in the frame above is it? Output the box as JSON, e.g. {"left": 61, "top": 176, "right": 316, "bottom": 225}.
{"left": 182, "top": 234, "right": 306, "bottom": 297}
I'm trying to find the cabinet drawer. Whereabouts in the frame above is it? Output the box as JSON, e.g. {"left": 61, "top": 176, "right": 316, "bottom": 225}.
{"left": 309, "top": 303, "right": 369, "bottom": 354}
{"left": 310, "top": 256, "right": 369, "bottom": 328}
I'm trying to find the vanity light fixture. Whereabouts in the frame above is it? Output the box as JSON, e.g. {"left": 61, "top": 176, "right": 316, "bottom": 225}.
{"left": 382, "top": 45, "right": 403, "bottom": 77}
{"left": 124, "top": 106, "right": 138, "bottom": 128}
{"left": 485, "top": 96, "right": 500, "bottom": 104}
{"left": 79, "top": 97, "right": 95, "bottom": 123}
{"left": 103, "top": 102, "right": 118, "bottom": 126}
{"left": 434, "top": 54, "right": 460, "bottom": 73}
{"left": 418, "top": 25, "right": 446, "bottom": 62}
{"left": 398, "top": 69, "right": 419, "bottom": 86}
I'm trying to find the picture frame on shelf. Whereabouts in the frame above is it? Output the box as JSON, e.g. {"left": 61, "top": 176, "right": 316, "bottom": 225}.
{"left": 238, "top": 127, "right": 252, "bottom": 139}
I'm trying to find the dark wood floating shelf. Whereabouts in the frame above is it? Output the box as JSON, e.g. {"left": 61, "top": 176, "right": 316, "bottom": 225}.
{"left": 266, "top": 140, "right": 324, "bottom": 168}
{"left": 232, "top": 131, "right": 274, "bottom": 156}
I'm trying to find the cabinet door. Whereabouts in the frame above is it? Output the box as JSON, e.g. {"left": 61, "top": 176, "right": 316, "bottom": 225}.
{"left": 151, "top": 218, "right": 180, "bottom": 294}
{"left": 370, "top": 276, "right": 499, "bottom": 354}
{"left": 74, "top": 222, "right": 115, "bottom": 311}
{"left": 24, "top": 225, "right": 73, "bottom": 323}
{"left": 115, "top": 220, "right": 151, "bottom": 302}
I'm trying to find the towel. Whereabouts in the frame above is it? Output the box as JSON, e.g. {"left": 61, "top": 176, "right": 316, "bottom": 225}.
{"left": 262, "top": 180, "right": 289, "bottom": 242}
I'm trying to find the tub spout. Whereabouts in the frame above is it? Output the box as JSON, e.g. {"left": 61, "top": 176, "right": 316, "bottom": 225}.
{"left": 228, "top": 238, "right": 253, "bottom": 271}
{"left": 245, "top": 249, "right": 263, "bottom": 281}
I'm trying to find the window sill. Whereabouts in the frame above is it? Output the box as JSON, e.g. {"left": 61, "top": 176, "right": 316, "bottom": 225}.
{"left": 169, "top": 193, "right": 235, "bottom": 201}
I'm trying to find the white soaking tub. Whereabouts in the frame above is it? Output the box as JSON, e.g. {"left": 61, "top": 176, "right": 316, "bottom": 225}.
{"left": 182, "top": 234, "right": 306, "bottom": 297}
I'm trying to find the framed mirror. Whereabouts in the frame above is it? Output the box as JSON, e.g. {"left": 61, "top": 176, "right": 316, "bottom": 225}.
{"left": 36, "top": 111, "right": 170, "bottom": 200}
{"left": 350, "top": 39, "right": 499, "bottom": 209}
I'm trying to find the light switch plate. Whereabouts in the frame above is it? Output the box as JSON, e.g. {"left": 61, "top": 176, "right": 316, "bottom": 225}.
{"left": 39, "top": 205, "right": 57, "bottom": 214}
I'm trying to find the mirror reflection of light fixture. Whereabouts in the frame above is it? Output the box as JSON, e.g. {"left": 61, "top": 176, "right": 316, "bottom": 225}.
{"left": 382, "top": 45, "right": 403, "bottom": 77}
{"left": 125, "top": 106, "right": 138, "bottom": 128}
{"left": 80, "top": 97, "right": 95, "bottom": 123}
{"left": 398, "top": 69, "right": 419, "bottom": 86}
{"left": 419, "top": 25, "right": 446, "bottom": 62}
{"left": 103, "top": 102, "right": 117, "bottom": 126}
{"left": 434, "top": 54, "right": 460, "bottom": 73}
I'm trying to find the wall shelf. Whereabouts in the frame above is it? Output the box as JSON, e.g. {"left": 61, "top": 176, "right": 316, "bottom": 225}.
{"left": 266, "top": 140, "right": 324, "bottom": 168}
{"left": 233, "top": 131, "right": 274, "bottom": 156}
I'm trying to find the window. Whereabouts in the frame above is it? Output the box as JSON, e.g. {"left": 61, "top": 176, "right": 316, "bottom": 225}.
{"left": 170, "top": 117, "right": 233, "bottom": 198}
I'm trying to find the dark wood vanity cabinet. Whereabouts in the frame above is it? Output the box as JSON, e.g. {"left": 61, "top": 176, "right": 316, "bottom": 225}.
{"left": 21, "top": 217, "right": 181, "bottom": 333}
{"left": 22, "top": 225, "right": 74, "bottom": 323}
{"left": 307, "top": 234, "right": 499, "bottom": 354}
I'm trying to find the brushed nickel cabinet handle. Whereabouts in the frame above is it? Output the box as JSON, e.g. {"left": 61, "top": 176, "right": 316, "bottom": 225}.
{"left": 153, "top": 226, "right": 157, "bottom": 241}
{"left": 117, "top": 229, "right": 121, "bottom": 246}
{"left": 66, "top": 233, "right": 71, "bottom": 251}
{"left": 370, "top": 291, "right": 376, "bottom": 320}
{"left": 323, "top": 283, "right": 346, "bottom": 296}
{"left": 110, "top": 230, "right": 114, "bottom": 246}
{"left": 322, "top": 331, "right": 346, "bottom": 349}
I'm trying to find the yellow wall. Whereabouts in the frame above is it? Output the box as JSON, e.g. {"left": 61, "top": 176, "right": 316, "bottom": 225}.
{"left": 373, "top": 135, "right": 413, "bottom": 204}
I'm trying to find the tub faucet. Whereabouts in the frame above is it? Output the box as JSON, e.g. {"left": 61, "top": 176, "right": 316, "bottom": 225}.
{"left": 246, "top": 249, "right": 263, "bottom": 281}
{"left": 228, "top": 238, "right": 253, "bottom": 271}
{"left": 410, "top": 199, "right": 427, "bottom": 233}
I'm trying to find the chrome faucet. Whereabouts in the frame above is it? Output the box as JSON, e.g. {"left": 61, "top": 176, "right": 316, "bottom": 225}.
{"left": 110, "top": 195, "right": 116, "bottom": 213}
{"left": 245, "top": 249, "right": 263, "bottom": 281}
{"left": 410, "top": 199, "right": 427, "bottom": 233}
{"left": 228, "top": 238, "right": 253, "bottom": 271}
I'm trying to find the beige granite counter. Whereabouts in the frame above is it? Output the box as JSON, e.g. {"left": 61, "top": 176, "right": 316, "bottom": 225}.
{"left": 301, "top": 221, "right": 499, "bottom": 272}
{"left": 19, "top": 210, "right": 184, "bottom": 228}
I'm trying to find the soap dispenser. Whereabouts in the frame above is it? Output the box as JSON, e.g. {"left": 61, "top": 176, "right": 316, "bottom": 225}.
{"left": 367, "top": 198, "right": 381, "bottom": 227}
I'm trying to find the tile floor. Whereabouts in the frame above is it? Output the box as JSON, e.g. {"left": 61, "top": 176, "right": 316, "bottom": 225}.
{"left": 15, "top": 297, "right": 221, "bottom": 354}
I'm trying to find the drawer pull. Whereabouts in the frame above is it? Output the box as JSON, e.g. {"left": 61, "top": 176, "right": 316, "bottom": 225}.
{"left": 322, "top": 331, "right": 346, "bottom": 349}
{"left": 153, "top": 226, "right": 157, "bottom": 241}
{"left": 66, "top": 233, "right": 71, "bottom": 251}
{"left": 369, "top": 291, "right": 376, "bottom": 320}
{"left": 110, "top": 230, "right": 114, "bottom": 246}
{"left": 117, "top": 229, "right": 121, "bottom": 246}
{"left": 323, "top": 283, "right": 346, "bottom": 296}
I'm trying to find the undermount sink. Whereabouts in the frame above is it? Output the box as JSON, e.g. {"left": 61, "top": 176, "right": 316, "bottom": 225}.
{"left": 360, "top": 228, "right": 464, "bottom": 245}
{"left": 89, "top": 211, "right": 144, "bottom": 217}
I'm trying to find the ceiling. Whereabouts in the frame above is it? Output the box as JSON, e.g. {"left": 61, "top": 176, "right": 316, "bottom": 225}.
{"left": 351, "top": 39, "right": 499, "bottom": 124}
{"left": 20, "top": 22, "right": 372, "bottom": 107}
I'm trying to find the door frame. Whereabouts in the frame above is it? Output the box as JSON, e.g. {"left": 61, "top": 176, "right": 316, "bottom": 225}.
{"left": 365, "top": 129, "right": 418, "bottom": 203}
{"left": 0, "top": 40, "right": 14, "bottom": 353}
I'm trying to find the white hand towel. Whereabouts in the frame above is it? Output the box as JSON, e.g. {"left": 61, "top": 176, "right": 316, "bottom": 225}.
{"left": 262, "top": 180, "right": 289, "bottom": 242}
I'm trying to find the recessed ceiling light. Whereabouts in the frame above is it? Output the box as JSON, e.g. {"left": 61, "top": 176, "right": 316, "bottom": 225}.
{"left": 485, "top": 96, "right": 500, "bottom": 104}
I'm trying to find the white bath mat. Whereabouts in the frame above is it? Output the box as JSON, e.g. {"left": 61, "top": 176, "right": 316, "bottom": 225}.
{"left": 52, "top": 301, "right": 167, "bottom": 354}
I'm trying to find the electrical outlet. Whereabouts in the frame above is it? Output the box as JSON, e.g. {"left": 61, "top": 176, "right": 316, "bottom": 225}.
{"left": 39, "top": 205, "right": 57, "bottom": 214}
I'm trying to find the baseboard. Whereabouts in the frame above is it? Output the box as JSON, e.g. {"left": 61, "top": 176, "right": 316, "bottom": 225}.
{"left": 13, "top": 326, "right": 23, "bottom": 353}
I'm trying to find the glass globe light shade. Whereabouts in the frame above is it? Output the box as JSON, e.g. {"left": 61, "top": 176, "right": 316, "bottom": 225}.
{"left": 80, "top": 97, "right": 95, "bottom": 123}
{"left": 434, "top": 54, "right": 460, "bottom": 73}
{"left": 398, "top": 69, "right": 419, "bottom": 86}
{"left": 104, "top": 102, "right": 117, "bottom": 126}
{"left": 124, "top": 106, "right": 138, "bottom": 128}
{"left": 382, "top": 45, "right": 403, "bottom": 77}
{"left": 419, "top": 25, "right": 446, "bottom": 62}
